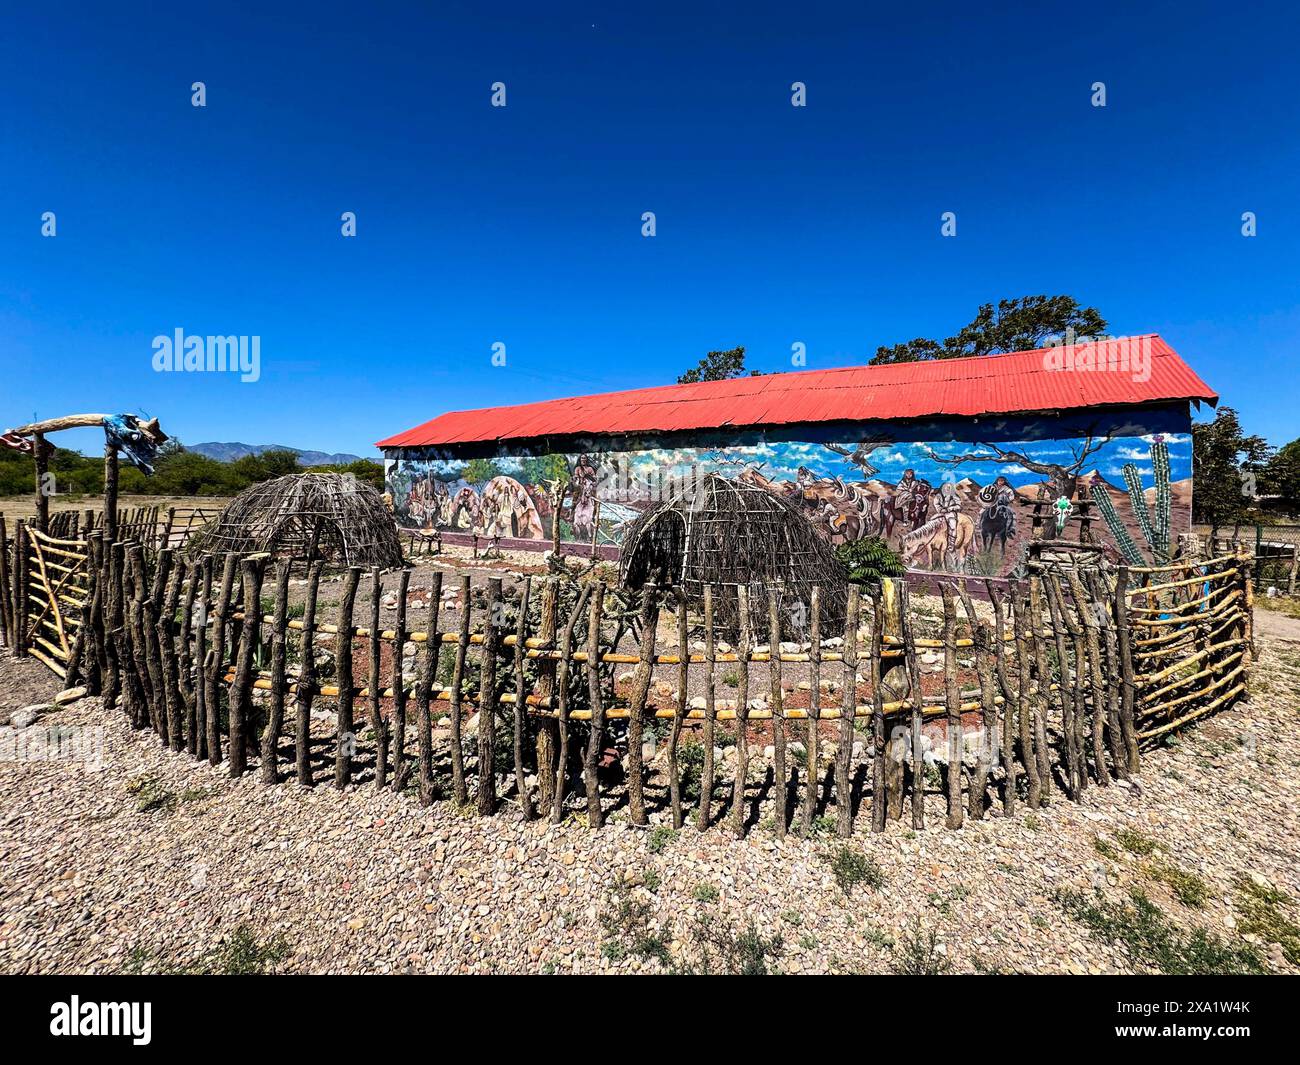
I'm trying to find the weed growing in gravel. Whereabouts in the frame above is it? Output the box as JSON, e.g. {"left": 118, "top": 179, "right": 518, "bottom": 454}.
{"left": 1234, "top": 876, "right": 1300, "bottom": 965}
{"left": 125, "top": 774, "right": 212, "bottom": 813}
{"left": 646, "top": 825, "right": 677, "bottom": 854}
{"left": 829, "top": 845, "right": 884, "bottom": 896}
{"left": 599, "top": 876, "right": 671, "bottom": 968}
{"left": 693, "top": 882, "right": 719, "bottom": 904}
{"left": 1116, "top": 828, "right": 1158, "bottom": 856}
{"left": 681, "top": 915, "right": 783, "bottom": 975}
{"left": 124, "top": 924, "right": 290, "bottom": 975}
{"left": 799, "top": 933, "right": 818, "bottom": 950}
{"left": 892, "top": 918, "right": 950, "bottom": 975}
{"left": 1092, "top": 836, "right": 1119, "bottom": 860}
{"left": 723, "top": 671, "right": 739, "bottom": 688}
{"left": 926, "top": 884, "right": 971, "bottom": 915}
{"left": 1146, "top": 861, "right": 1210, "bottom": 909}
{"left": 780, "top": 910, "right": 802, "bottom": 926}
{"left": 1054, "top": 887, "right": 1266, "bottom": 975}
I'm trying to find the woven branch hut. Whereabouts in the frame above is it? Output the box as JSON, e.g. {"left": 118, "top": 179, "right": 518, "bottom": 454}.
{"left": 186, "top": 472, "right": 404, "bottom": 568}
{"left": 619, "top": 474, "right": 849, "bottom": 636}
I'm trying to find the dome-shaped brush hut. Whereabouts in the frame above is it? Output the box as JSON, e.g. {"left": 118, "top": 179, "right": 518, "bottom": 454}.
{"left": 186, "top": 472, "right": 404, "bottom": 568}
{"left": 619, "top": 474, "right": 849, "bottom": 637}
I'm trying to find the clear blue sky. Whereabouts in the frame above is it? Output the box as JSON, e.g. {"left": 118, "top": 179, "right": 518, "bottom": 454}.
{"left": 2, "top": 1, "right": 1296, "bottom": 459}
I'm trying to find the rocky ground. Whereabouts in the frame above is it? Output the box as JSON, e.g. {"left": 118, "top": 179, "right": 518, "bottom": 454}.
{"left": 1, "top": 604, "right": 1298, "bottom": 976}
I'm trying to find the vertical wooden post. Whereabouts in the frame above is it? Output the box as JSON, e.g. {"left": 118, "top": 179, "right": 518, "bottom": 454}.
{"left": 582, "top": 582, "right": 606, "bottom": 828}
{"left": 512, "top": 577, "right": 534, "bottom": 820}
{"left": 102, "top": 445, "right": 119, "bottom": 544}
{"left": 729, "top": 585, "right": 753, "bottom": 839}
{"left": 1066, "top": 569, "right": 1111, "bottom": 786}
{"left": 157, "top": 549, "right": 185, "bottom": 751}
{"left": 448, "top": 574, "right": 472, "bottom": 806}
{"left": 697, "top": 585, "right": 717, "bottom": 832}
{"left": 392, "top": 568, "right": 411, "bottom": 791}
{"left": 941, "top": 585, "right": 963, "bottom": 829}
{"left": 551, "top": 585, "right": 591, "bottom": 823}
{"left": 228, "top": 555, "right": 265, "bottom": 777}
{"left": 0, "top": 515, "right": 12, "bottom": 651}
{"left": 900, "top": 581, "right": 925, "bottom": 830}
{"left": 333, "top": 566, "right": 361, "bottom": 789}
{"left": 367, "top": 567, "right": 388, "bottom": 788}
{"left": 477, "top": 576, "right": 503, "bottom": 815}
{"left": 836, "top": 584, "right": 859, "bottom": 837}
{"left": 190, "top": 559, "right": 211, "bottom": 760}
{"left": 533, "top": 578, "right": 560, "bottom": 815}
{"left": 1104, "top": 575, "right": 1135, "bottom": 753}
{"left": 294, "top": 560, "right": 323, "bottom": 785}
{"left": 806, "top": 585, "right": 823, "bottom": 835}
{"left": 769, "top": 587, "right": 787, "bottom": 839}
{"left": 668, "top": 591, "right": 689, "bottom": 830}
{"left": 413, "top": 570, "right": 441, "bottom": 805}
{"left": 1010, "top": 583, "right": 1042, "bottom": 808}
{"left": 868, "top": 589, "right": 887, "bottom": 832}
{"left": 33, "top": 433, "right": 49, "bottom": 534}
{"left": 626, "top": 585, "right": 659, "bottom": 826}
{"left": 176, "top": 558, "right": 199, "bottom": 749}
{"left": 259, "top": 560, "right": 292, "bottom": 784}
{"left": 1027, "top": 576, "right": 1055, "bottom": 796}
{"left": 11, "top": 522, "right": 26, "bottom": 657}
{"left": 205, "top": 554, "right": 237, "bottom": 765}
{"left": 987, "top": 583, "right": 1016, "bottom": 812}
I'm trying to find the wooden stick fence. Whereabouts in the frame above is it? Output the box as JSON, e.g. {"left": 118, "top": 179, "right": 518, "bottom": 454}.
{"left": 3, "top": 540, "right": 1258, "bottom": 838}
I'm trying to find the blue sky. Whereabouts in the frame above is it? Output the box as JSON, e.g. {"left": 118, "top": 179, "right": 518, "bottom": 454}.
{"left": 2, "top": 1, "right": 1297, "bottom": 460}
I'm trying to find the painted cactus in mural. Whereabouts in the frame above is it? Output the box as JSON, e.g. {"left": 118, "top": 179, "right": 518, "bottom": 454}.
{"left": 1093, "top": 435, "right": 1174, "bottom": 565}
{"left": 384, "top": 413, "right": 1193, "bottom": 579}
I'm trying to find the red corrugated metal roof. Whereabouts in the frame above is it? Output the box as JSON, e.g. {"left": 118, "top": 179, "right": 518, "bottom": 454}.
{"left": 377, "top": 335, "right": 1217, "bottom": 448}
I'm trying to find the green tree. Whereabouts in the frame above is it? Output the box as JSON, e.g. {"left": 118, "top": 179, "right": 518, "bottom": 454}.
{"left": 1262, "top": 437, "right": 1300, "bottom": 514}
{"left": 1192, "top": 407, "right": 1271, "bottom": 534}
{"left": 869, "top": 296, "right": 1108, "bottom": 365}
{"left": 678, "top": 345, "right": 761, "bottom": 384}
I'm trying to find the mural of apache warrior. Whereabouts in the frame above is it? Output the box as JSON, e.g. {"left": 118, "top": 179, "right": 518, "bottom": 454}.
{"left": 383, "top": 410, "right": 1194, "bottom": 578}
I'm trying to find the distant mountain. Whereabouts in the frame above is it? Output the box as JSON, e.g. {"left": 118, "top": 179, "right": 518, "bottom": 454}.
{"left": 187, "top": 442, "right": 367, "bottom": 466}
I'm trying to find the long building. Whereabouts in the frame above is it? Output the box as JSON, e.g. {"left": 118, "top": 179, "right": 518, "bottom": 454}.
{"left": 377, "top": 335, "right": 1217, "bottom": 577}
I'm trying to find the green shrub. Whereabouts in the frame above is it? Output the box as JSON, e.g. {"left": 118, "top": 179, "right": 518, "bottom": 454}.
{"left": 830, "top": 845, "right": 884, "bottom": 895}
{"left": 835, "top": 536, "right": 906, "bottom": 585}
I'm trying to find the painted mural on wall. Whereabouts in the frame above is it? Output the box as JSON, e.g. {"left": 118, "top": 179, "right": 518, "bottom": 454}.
{"left": 383, "top": 410, "right": 1193, "bottom": 577}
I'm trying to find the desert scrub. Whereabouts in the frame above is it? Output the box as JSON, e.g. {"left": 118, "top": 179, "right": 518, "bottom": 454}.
{"left": 1234, "top": 876, "right": 1300, "bottom": 966}
{"left": 1146, "top": 861, "right": 1210, "bottom": 909}
{"left": 693, "top": 882, "right": 719, "bottom": 904}
{"left": 123, "top": 924, "right": 290, "bottom": 975}
{"left": 599, "top": 875, "right": 671, "bottom": 967}
{"left": 646, "top": 825, "right": 677, "bottom": 854}
{"left": 892, "top": 917, "right": 950, "bottom": 975}
{"left": 829, "top": 845, "right": 884, "bottom": 896}
{"left": 1055, "top": 887, "right": 1266, "bottom": 975}
{"left": 682, "top": 915, "right": 783, "bottom": 975}
{"left": 1115, "top": 828, "right": 1159, "bottom": 856}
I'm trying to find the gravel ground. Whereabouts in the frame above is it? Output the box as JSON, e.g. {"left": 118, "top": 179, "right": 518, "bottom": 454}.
{"left": 2, "top": 612, "right": 1298, "bottom": 975}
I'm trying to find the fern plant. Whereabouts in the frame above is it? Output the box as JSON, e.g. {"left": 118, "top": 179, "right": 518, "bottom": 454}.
{"left": 835, "top": 536, "right": 905, "bottom": 585}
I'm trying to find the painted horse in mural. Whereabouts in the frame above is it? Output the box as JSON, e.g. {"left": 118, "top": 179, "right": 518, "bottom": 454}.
{"left": 794, "top": 467, "right": 875, "bottom": 540}
{"left": 900, "top": 513, "right": 976, "bottom": 571}
{"left": 480, "top": 475, "right": 545, "bottom": 539}
{"left": 977, "top": 477, "right": 1017, "bottom": 556}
